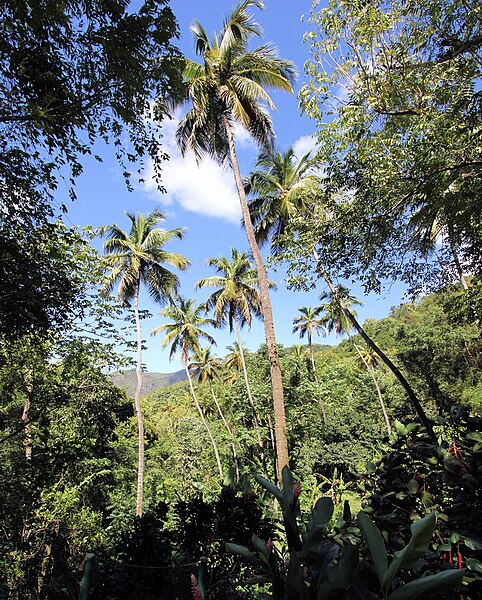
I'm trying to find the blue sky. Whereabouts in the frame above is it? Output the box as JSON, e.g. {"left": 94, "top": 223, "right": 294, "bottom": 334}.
{"left": 65, "top": 0, "right": 407, "bottom": 373}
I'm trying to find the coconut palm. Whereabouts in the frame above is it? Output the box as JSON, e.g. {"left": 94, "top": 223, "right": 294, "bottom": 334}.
{"left": 152, "top": 297, "right": 224, "bottom": 481}
{"left": 246, "top": 147, "right": 323, "bottom": 255}
{"left": 292, "top": 306, "right": 326, "bottom": 384}
{"left": 189, "top": 346, "right": 240, "bottom": 480}
{"left": 175, "top": 0, "right": 296, "bottom": 478}
{"left": 319, "top": 286, "right": 362, "bottom": 337}
{"left": 292, "top": 305, "right": 328, "bottom": 423}
{"left": 246, "top": 143, "right": 435, "bottom": 438}
{"left": 100, "top": 209, "right": 188, "bottom": 516}
{"left": 196, "top": 248, "right": 271, "bottom": 472}
{"left": 319, "top": 285, "right": 434, "bottom": 437}
{"left": 354, "top": 343, "right": 391, "bottom": 435}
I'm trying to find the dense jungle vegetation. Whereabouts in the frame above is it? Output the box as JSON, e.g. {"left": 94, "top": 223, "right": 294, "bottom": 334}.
{"left": 1, "top": 0, "right": 481, "bottom": 598}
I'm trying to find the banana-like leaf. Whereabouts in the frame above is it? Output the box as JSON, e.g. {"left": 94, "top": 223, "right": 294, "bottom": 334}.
{"left": 317, "top": 544, "right": 359, "bottom": 599}
{"left": 357, "top": 511, "right": 388, "bottom": 588}
{"left": 282, "top": 466, "right": 295, "bottom": 511}
{"left": 252, "top": 534, "right": 270, "bottom": 559}
{"left": 387, "top": 569, "right": 465, "bottom": 600}
{"left": 286, "top": 551, "right": 311, "bottom": 600}
{"left": 253, "top": 473, "right": 283, "bottom": 501}
{"left": 302, "top": 498, "right": 335, "bottom": 562}
{"left": 79, "top": 554, "right": 96, "bottom": 600}
{"left": 382, "top": 512, "right": 436, "bottom": 592}
{"left": 225, "top": 542, "right": 258, "bottom": 561}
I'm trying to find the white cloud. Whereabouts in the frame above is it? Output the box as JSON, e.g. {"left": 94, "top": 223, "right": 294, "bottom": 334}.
{"left": 293, "top": 134, "right": 317, "bottom": 158}
{"left": 141, "top": 112, "right": 242, "bottom": 224}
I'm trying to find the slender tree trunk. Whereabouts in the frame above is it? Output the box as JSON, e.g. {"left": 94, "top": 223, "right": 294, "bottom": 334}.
{"left": 309, "top": 335, "right": 327, "bottom": 424}
{"left": 224, "top": 116, "right": 289, "bottom": 480}
{"left": 21, "top": 370, "right": 33, "bottom": 461}
{"left": 234, "top": 316, "right": 267, "bottom": 474}
{"left": 448, "top": 227, "right": 482, "bottom": 332}
{"left": 209, "top": 385, "right": 240, "bottom": 481}
{"left": 134, "top": 285, "right": 145, "bottom": 517}
{"left": 185, "top": 364, "right": 224, "bottom": 481}
{"left": 354, "top": 344, "right": 391, "bottom": 435}
{"left": 313, "top": 250, "right": 435, "bottom": 440}
{"left": 308, "top": 334, "right": 319, "bottom": 384}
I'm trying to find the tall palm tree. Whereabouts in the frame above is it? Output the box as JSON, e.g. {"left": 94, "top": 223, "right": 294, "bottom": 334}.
{"left": 246, "top": 144, "right": 435, "bottom": 438}
{"left": 189, "top": 346, "right": 239, "bottom": 479}
{"left": 175, "top": 0, "right": 296, "bottom": 478}
{"left": 100, "top": 209, "right": 188, "bottom": 517}
{"left": 319, "top": 286, "right": 362, "bottom": 337}
{"left": 292, "top": 305, "right": 327, "bottom": 423}
{"left": 152, "top": 297, "right": 224, "bottom": 481}
{"left": 292, "top": 306, "right": 326, "bottom": 384}
{"left": 319, "top": 285, "right": 434, "bottom": 438}
{"left": 354, "top": 343, "right": 392, "bottom": 435}
{"left": 246, "top": 147, "right": 323, "bottom": 255}
{"left": 196, "top": 248, "right": 271, "bottom": 471}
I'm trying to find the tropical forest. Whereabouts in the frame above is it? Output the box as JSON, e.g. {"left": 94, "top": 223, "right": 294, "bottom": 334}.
{"left": 1, "top": 1, "right": 481, "bottom": 599}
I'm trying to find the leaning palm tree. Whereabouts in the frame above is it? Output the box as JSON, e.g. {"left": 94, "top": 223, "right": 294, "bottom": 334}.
{"left": 189, "top": 346, "right": 239, "bottom": 479}
{"left": 319, "top": 285, "right": 434, "bottom": 437}
{"left": 152, "top": 297, "right": 224, "bottom": 481}
{"left": 196, "top": 249, "right": 271, "bottom": 473}
{"left": 247, "top": 145, "right": 435, "bottom": 438}
{"left": 246, "top": 147, "right": 323, "bottom": 256}
{"left": 174, "top": 0, "right": 296, "bottom": 478}
{"left": 100, "top": 209, "right": 188, "bottom": 517}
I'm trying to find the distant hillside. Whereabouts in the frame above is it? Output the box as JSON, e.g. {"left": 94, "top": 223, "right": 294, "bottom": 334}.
{"left": 109, "top": 369, "right": 186, "bottom": 398}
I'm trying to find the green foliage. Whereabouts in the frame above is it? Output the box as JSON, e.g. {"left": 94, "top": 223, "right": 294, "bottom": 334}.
{"left": 298, "top": 0, "right": 482, "bottom": 295}
{"left": 228, "top": 467, "right": 464, "bottom": 599}
{"left": 0, "top": 0, "right": 183, "bottom": 224}
{"left": 358, "top": 412, "right": 482, "bottom": 597}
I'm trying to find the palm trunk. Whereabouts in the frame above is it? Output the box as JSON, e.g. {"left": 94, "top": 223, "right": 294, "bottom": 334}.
{"left": 134, "top": 285, "right": 145, "bottom": 517}
{"left": 308, "top": 334, "right": 319, "bottom": 384}
{"left": 209, "top": 384, "right": 240, "bottom": 481}
{"left": 21, "top": 370, "right": 33, "bottom": 461}
{"left": 234, "top": 316, "right": 266, "bottom": 474}
{"left": 309, "top": 335, "right": 327, "bottom": 424}
{"left": 185, "top": 364, "right": 224, "bottom": 481}
{"left": 354, "top": 344, "right": 391, "bottom": 435}
{"left": 313, "top": 250, "right": 435, "bottom": 440}
{"left": 224, "top": 115, "right": 289, "bottom": 480}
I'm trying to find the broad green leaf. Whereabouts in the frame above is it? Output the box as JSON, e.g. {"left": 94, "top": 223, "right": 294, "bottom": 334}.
{"left": 358, "top": 511, "right": 388, "bottom": 588}
{"left": 407, "top": 479, "right": 419, "bottom": 494}
{"left": 317, "top": 544, "right": 358, "bottom": 599}
{"left": 467, "top": 558, "right": 482, "bottom": 574}
{"left": 388, "top": 569, "right": 465, "bottom": 600}
{"left": 302, "top": 497, "right": 334, "bottom": 559}
{"left": 225, "top": 542, "right": 257, "bottom": 561}
{"left": 282, "top": 465, "right": 295, "bottom": 511}
{"left": 464, "top": 537, "right": 482, "bottom": 550}
{"left": 254, "top": 473, "right": 283, "bottom": 501}
{"left": 252, "top": 534, "right": 270, "bottom": 559}
{"left": 382, "top": 512, "right": 436, "bottom": 592}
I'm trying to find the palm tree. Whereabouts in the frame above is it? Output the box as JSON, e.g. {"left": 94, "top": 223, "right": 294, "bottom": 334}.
{"left": 152, "top": 297, "right": 224, "bottom": 481}
{"left": 292, "top": 305, "right": 327, "bottom": 423}
{"left": 196, "top": 248, "right": 270, "bottom": 472}
{"left": 175, "top": 0, "right": 296, "bottom": 478}
{"left": 189, "top": 346, "right": 239, "bottom": 479}
{"left": 246, "top": 144, "right": 436, "bottom": 438}
{"left": 246, "top": 147, "right": 323, "bottom": 255}
{"left": 319, "top": 285, "right": 434, "bottom": 438}
{"left": 100, "top": 209, "right": 188, "bottom": 517}
{"left": 354, "top": 343, "right": 391, "bottom": 435}
{"left": 292, "top": 306, "right": 326, "bottom": 384}
{"left": 319, "top": 286, "right": 362, "bottom": 337}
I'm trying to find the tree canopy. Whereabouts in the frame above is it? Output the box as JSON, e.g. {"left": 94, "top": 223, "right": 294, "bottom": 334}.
{"left": 299, "top": 0, "right": 482, "bottom": 295}
{"left": 0, "top": 0, "right": 183, "bottom": 224}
